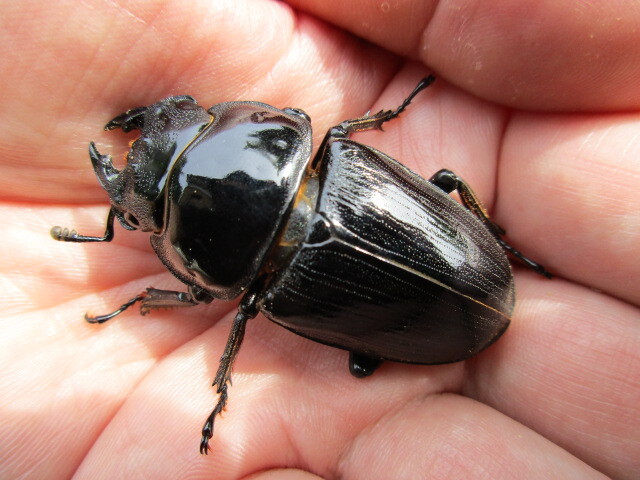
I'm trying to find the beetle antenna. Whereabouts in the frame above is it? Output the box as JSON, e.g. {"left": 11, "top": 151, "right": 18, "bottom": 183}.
{"left": 50, "top": 208, "right": 116, "bottom": 243}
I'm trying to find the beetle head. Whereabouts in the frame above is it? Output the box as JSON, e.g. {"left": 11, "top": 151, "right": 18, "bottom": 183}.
{"left": 90, "top": 96, "right": 212, "bottom": 232}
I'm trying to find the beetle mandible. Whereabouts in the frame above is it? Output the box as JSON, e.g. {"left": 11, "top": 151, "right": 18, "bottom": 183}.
{"left": 51, "top": 75, "right": 551, "bottom": 454}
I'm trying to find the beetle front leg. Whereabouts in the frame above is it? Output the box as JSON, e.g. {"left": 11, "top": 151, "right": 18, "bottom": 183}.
{"left": 50, "top": 208, "right": 116, "bottom": 243}
{"left": 85, "top": 286, "right": 210, "bottom": 324}
{"left": 200, "top": 286, "right": 260, "bottom": 454}
{"left": 430, "top": 169, "right": 552, "bottom": 278}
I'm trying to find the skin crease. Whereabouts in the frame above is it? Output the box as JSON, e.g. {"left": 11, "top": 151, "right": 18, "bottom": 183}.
{"left": 0, "top": 0, "right": 638, "bottom": 478}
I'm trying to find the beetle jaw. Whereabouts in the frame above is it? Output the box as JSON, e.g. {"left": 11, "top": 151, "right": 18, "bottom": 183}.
{"left": 89, "top": 141, "right": 163, "bottom": 232}
{"left": 89, "top": 141, "right": 119, "bottom": 187}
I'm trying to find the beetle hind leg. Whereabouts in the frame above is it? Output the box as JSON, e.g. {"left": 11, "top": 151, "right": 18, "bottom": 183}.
{"left": 493, "top": 237, "right": 553, "bottom": 278}
{"left": 430, "top": 169, "right": 552, "bottom": 278}
{"left": 349, "top": 352, "right": 382, "bottom": 378}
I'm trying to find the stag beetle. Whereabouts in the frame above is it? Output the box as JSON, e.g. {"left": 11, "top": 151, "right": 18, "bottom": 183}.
{"left": 51, "top": 75, "right": 551, "bottom": 454}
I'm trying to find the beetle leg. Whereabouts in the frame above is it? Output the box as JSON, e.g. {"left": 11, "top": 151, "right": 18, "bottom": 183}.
{"left": 84, "top": 292, "right": 147, "bottom": 324}
{"left": 430, "top": 169, "right": 552, "bottom": 278}
{"left": 200, "top": 281, "right": 262, "bottom": 454}
{"left": 312, "top": 75, "right": 436, "bottom": 170}
{"left": 84, "top": 287, "right": 208, "bottom": 324}
{"left": 50, "top": 208, "right": 116, "bottom": 243}
{"left": 349, "top": 352, "right": 382, "bottom": 378}
{"left": 493, "top": 238, "right": 553, "bottom": 278}
{"left": 339, "top": 75, "right": 436, "bottom": 133}
{"left": 135, "top": 287, "right": 206, "bottom": 313}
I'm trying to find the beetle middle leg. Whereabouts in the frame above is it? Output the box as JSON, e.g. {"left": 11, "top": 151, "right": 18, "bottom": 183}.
{"left": 430, "top": 169, "right": 552, "bottom": 278}
{"left": 312, "top": 75, "right": 436, "bottom": 170}
{"left": 199, "top": 282, "right": 262, "bottom": 454}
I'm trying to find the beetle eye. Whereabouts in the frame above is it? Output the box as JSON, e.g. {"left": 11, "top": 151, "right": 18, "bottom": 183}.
{"left": 125, "top": 213, "right": 140, "bottom": 228}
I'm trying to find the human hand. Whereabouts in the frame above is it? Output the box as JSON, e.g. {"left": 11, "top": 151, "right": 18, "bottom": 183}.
{"left": 1, "top": 1, "right": 638, "bottom": 479}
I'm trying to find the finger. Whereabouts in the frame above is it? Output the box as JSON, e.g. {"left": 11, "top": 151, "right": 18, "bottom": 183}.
{"left": 0, "top": 294, "right": 228, "bottom": 479}
{"left": 73, "top": 311, "right": 464, "bottom": 477}
{"left": 496, "top": 111, "right": 640, "bottom": 304}
{"left": 0, "top": 0, "right": 397, "bottom": 204}
{"left": 76, "top": 326, "right": 606, "bottom": 480}
{"left": 286, "top": 0, "right": 640, "bottom": 110}
{"left": 11, "top": 205, "right": 159, "bottom": 311}
{"left": 339, "top": 395, "right": 606, "bottom": 480}
{"left": 245, "top": 471, "right": 323, "bottom": 480}
{"left": 464, "top": 276, "right": 640, "bottom": 479}
{"left": 0, "top": 206, "right": 233, "bottom": 479}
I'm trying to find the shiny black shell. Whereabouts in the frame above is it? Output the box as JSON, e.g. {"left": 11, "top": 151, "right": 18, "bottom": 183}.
{"left": 52, "top": 79, "right": 546, "bottom": 455}
{"left": 89, "top": 93, "right": 516, "bottom": 365}
{"left": 148, "top": 101, "right": 312, "bottom": 300}
{"left": 260, "top": 138, "right": 514, "bottom": 364}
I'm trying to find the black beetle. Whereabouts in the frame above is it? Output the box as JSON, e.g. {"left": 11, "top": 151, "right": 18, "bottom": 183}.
{"left": 51, "top": 75, "right": 551, "bottom": 454}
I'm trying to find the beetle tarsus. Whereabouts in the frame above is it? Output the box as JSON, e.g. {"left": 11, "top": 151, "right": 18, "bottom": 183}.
{"left": 342, "top": 75, "right": 436, "bottom": 133}
{"left": 200, "top": 310, "right": 250, "bottom": 454}
{"left": 379, "top": 74, "right": 436, "bottom": 124}
{"left": 312, "top": 75, "right": 436, "bottom": 170}
{"left": 496, "top": 239, "right": 553, "bottom": 279}
{"left": 200, "top": 385, "right": 228, "bottom": 455}
{"left": 85, "top": 291, "right": 148, "bottom": 324}
{"left": 85, "top": 287, "right": 204, "bottom": 323}
{"left": 430, "top": 169, "right": 552, "bottom": 278}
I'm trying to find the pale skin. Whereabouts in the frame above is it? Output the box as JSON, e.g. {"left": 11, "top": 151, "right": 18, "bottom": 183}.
{"left": 1, "top": 0, "right": 639, "bottom": 479}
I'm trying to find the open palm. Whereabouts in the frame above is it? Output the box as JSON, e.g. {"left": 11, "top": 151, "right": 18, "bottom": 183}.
{"left": 1, "top": 1, "right": 638, "bottom": 479}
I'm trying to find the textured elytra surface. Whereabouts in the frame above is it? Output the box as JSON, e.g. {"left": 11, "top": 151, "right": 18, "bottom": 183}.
{"left": 261, "top": 139, "right": 514, "bottom": 364}
{"left": 320, "top": 140, "right": 514, "bottom": 312}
